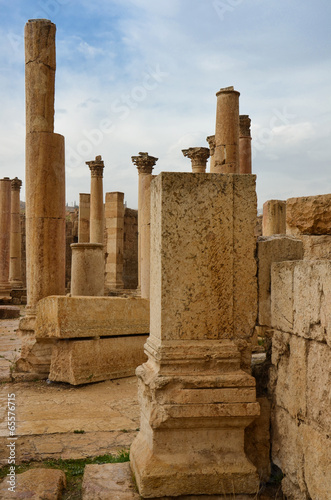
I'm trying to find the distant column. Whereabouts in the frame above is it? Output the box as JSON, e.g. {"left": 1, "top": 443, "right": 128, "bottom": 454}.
{"left": 262, "top": 200, "right": 286, "bottom": 236}
{"left": 105, "top": 192, "right": 125, "bottom": 290}
{"left": 86, "top": 156, "right": 104, "bottom": 244}
{"left": 239, "top": 115, "right": 252, "bottom": 174}
{"left": 206, "top": 135, "right": 216, "bottom": 172}
{"left": 0, "top": 177, "right": 12, "bottom": 296}
{"left": 78, "top": 193, "right": 90, "bottom": 243}
{"left": 132, "top": 152, "right": 158, "bottom": 299}
{"left": 9, "top": 177, "right": 23, "bottom": 288}
{"left": 214, "top": 86, "right": 240, "bottom": 173}
{"left": 182, "top": 147, "right": 210, "bottom": 173}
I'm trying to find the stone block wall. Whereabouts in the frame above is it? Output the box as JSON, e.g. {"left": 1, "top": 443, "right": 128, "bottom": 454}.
{"left": 269, "top": 260, "right": 331, "bottom": 499}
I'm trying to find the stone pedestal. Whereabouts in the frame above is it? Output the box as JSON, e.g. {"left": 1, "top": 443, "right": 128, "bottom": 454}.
{"left": 130, "top": 172, "right": 260, "bottom": 498}
{"left": 262, "top": 199, "right": 286, "bottom": 236}
{"left": 0, "top": 177, "right": 12, "bottom": 297}
{"left": 9, "top": 177, "right": 23, "bottom": 288}
{"left": 206, "top": 135, "right": 216, "bottom": 172}
{"left": 71, "top": 243, "right": 104, "bottom": 296}
{"left": 214, "top": 86, "right": 240, "bottom": 173}
{"left": 182, "top": 147, "right": 210, "bottom": 173}
{"left": 132, "top": 152, "right": 158, "bottom": 299}
{"left": 78, "top": 193, "right": 90, "bottom": 243}
{"left": 105, "top": 192, "right": 125, "bottom": 290}
{"left": 86, "top": 156, "right": 104, "bottom": 244}
{"left": 239, "top": 115, "right": 252, "bottom": 174}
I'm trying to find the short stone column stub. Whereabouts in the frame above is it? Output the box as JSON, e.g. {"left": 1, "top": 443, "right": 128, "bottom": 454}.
{"left": 86, "top": 155, "right": 104, "bottom": 244}
{"left": 0, "top": 177, "right": 12, "bottom": 296}
{"left": 182, "top": 147, "right": 210, "bottom": 173}
{"left": 78, "top": 193, "right": 90, "bottom": 243}
{"left": 70, "top": 243, "right": 104, "bottom": 296}
{"left": 105, "top": 191, "right": 125, "bottom": 290}
{"left": 206, "top": 134, "right": 216, "bottom": 172}
{"left": 262, "top": 199, "right": 286, "bottom": 236}
{"left": 9, "top": 177, "right": 23, "bottom": 288}
{"left": 214, "top": 86, "right": 240, "bottom": 173}
{"left": 239, "top": 114, "right": 252, "bottom": 174}
{"left": 130, "top": 172, "right": 260, "bottom": 498}
{"left": 132, "top": 152, "right": 158, "bottom": 299}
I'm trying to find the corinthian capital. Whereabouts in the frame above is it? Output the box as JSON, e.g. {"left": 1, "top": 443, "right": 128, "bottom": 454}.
{"left": 132, "top": 152, "right": 158, "bottom": 175}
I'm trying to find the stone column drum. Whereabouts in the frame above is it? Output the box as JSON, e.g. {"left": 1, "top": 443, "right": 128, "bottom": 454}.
{"left": 86, "top": 156, "right": 104, "bottom": 244}
{"left": 132, "top": 152, "right": 158, "bottom": 299}
{"left": 105, "top": 192, "right": 125, "bottom": 290}
{"left": 9, "top": 177, "right": 23, "bottom": 288}
{"left": 206, "top": 135, "right": 216, "bottom": 172}
{"left": 130, "top": 172, "right": 260, "bottom": 498}
{"left": 182, "top": 147, "right": 210, "bottom": 173}
{"left": 78, "top": 193, "right": 90, "bottom": 243}
{"left": 70, "top": 243, "right": 104, "bottom": 296}
{"left": 214, "top": 86, "right": 240, "bottom": 173}
{"left": 0, "top": 177, "right": 12, "bottom": 296}
{"left": 239, "top": 115, "right": 252, "bottom": 174}
{"left": 262, "top": 199, "right": 286, "bottom": 236}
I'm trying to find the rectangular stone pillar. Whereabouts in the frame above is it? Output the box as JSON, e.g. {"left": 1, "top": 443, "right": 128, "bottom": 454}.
{"left": 130, "top": 172, "right": 260, "bottom": 498}
{"left": 262, "top": 199, "right": 286, "bottom": 236}
{"left": 105, "top": 192, "right": 125, "bottom": 290}
{"left": 0, "top": 178, "right": 12, "bottom": 297}
{"left": 78, "top": 193, "right": 90, "bottom": 243}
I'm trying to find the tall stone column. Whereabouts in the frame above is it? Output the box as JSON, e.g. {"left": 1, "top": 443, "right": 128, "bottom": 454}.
{"left": 214, "top": 86, "right": 240, "bottom": 173}
{"left": 132, "top": 152, "right": 158, "bottom": 299}
{"left": 0, "top": 177, "right": 12, "bottom": 297}
{"left": 262, "top": 199, "right": 286, "bottom": 236}
{"left": 239, "top": 115, "right": 252, "bottom": 174}
{"left": 105, "top": 192, "right": 125, "bottom": 290}
{"left": 206, "top": 135, "right": 216, "bottom": 172}
{"left": 130, "top": 172, "right": 260, "bottom": 497}
{"left": 182, "top": 147, "right": 210, "bottom": 173}
{"left": 9, "top": 177, "right": 23, "bottom": 288}
{"left": 86, "top": 156, "right": 104, "bottom": 244}
{"left": 78, "top": 193, "right": 90, "bottom": 243}
{"left": 16, "top": 19, "right": 65, "bottom": 377}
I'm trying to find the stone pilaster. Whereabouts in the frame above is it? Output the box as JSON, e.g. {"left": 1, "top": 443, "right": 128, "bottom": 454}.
{"left": 132, "top": 152, "right": 158, "bottom": 299}
{"left": 9, "top": 177, "right": 23, "bottom": 288}
{"left": 262, "top": 199, "right": 286, "bottom": 236}
{"left": 214, "top": 86, "right": 240, "bottom": 173}
{"left": 206, "top": 135, "right": 216, "bottom": 172}
{"left": 78, "top": 193, "right": 90, "bottom": 243}
{"left": 105, "top": 192, "right": 125, "bottom": 290}
{"left": 182, "top": 147, "right": 210, "bottom": 173}
{"left": 86, "top": 155, "right": 104, "bottom": 244}
{"left": 0, "top": 177, "right": 12, "bottom": 297}
{"left": 130, "top": 172, "right": 260, "bottom": 498}
{"left": 239, "top": 115, "right": 252, "bottom": 174}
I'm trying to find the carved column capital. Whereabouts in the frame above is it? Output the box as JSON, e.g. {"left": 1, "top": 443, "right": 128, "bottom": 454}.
{"left": 182, "top": 147, "right": 210, "bottom": 173}
{"left": 239, "top": 115, "right": 251, "bottom": 137}
{"left": 11, "top": 177, "right": 22, "bottom": 191}
{"left": 86, "top": 155, "right": 104, "bottom": 178}
{"left": 132, "top": 152, "right": 158, "bottom": 175}
{"left": 206, "top": 135, "right": 216, "bottom": 156}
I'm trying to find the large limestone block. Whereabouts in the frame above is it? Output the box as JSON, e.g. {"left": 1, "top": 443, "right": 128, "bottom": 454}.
{"left": 286, "top": 193, "right": 331, "bottom": 235}
{"left": 258, "top": 235, "right": 303, "bottom": 328}
{"left": 0, "top": 468, "right": 66, "bottom": 500}
{"left": 49, "top": 335, "right": 148, "bottom": 384}
{"left": 306, "top": 341, "right": 331, "bottom": 432}
{"left": 36, "top": 296, "right": 150, "bottom": 338}
{"left": 293, "top": 261, "right": 331, "bottom": 346}
{"left": 301, "top": 234, "right": 331, "bottom": 259}
{"left": 262, "top": 199, "right": 286, "bottom": 236}
{"left": 244, "top": 397, "right": 271, "bottom": 482}
{"left": 150, "top": 173, "right": 257, "bottom": 344}
{"left": 301, "top": 424, "right": 331, "bottom": 500}
{"left": 271, "top": 261, "right": 296, "bottom": 333}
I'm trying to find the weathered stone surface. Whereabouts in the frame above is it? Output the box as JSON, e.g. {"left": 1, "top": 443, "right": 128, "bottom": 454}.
{"left": 271, "top": 261, "right": 296, "bottom": 333}
{"left": 78, "top": 193, "right": 90, "bottom": 243}
{"left": 300, "top": 234, "right": 331, "bottom": 259}
{"left": 306, "top": 341, "right": 331, "bottom": 432}
{"left": 82, "top": 462, "right": 140, "bottom": 500}
{"left": 214, "top": 87, "right": 240, "bottom": 173}
{"left": 0, "top": 468, "right": 66, "bottom": 500}
{"left": 286, "top": 193, "right": 331, "bottom": 235}
{"left": 301, "top": 424, "right": 331, "bottom": 500}
{"left": 257, "top": 235, "right": 303, "bottom": 328}
{"left": 49, "top": 335, "right": 148, "bottom": 385}
{"left": 105, "top": 192, "right": 125, "bottom": 290}
{"left": 0, "top": 306, "right": 20, "bottom": 319}
{"left": 244, "top": 397, "right": 271, "bottom": 482}
{"left": 262, "top": 200, "right": 286, "bottom": 236}
{"left": 35, "top": 296, "right": 149, "bottom": 338}
{"left": 70, "top": 243, "right": 104, "bottom": 296}
{"left": 239, "top": 115, "right": 252, "bottom": 174}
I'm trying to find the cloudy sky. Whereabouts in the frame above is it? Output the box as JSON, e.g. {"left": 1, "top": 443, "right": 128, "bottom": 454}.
{"left": 0, "top": 0, "right": 330, "bottom": 209}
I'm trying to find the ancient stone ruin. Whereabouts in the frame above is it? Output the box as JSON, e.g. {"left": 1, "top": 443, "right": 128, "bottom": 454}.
{"left": 0, "top": 17, "right": 330, "bottom": 500}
